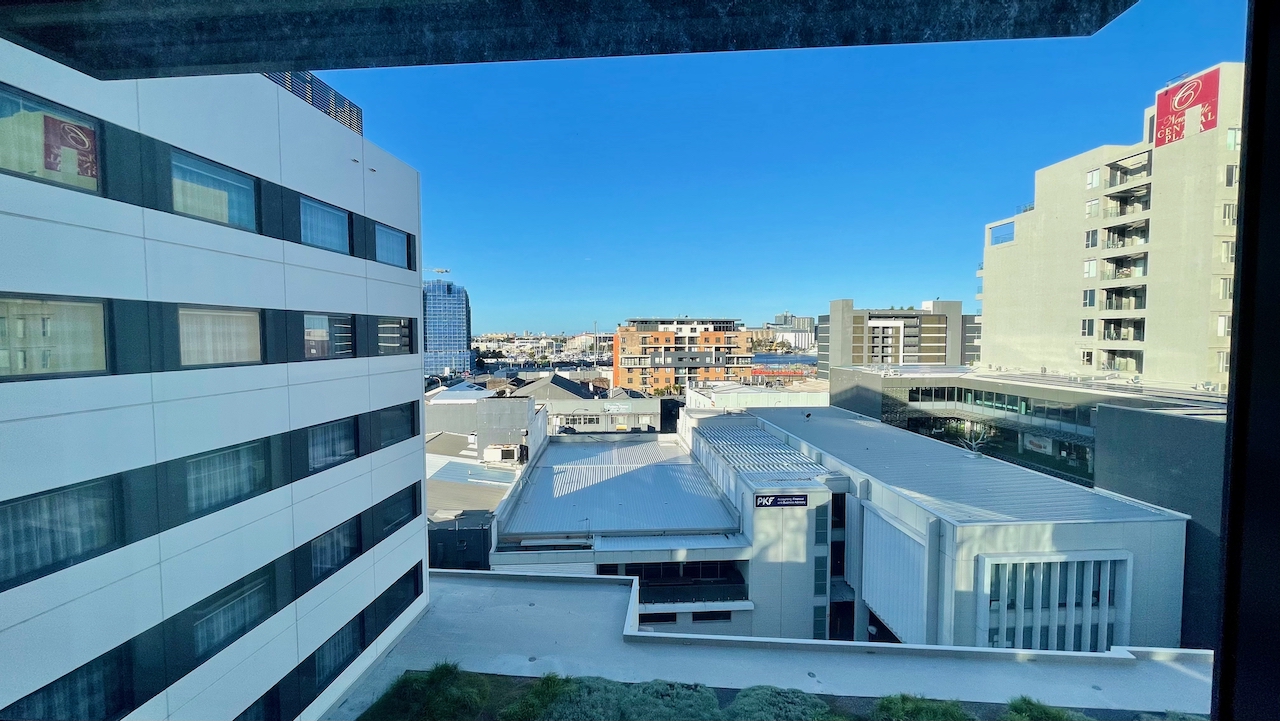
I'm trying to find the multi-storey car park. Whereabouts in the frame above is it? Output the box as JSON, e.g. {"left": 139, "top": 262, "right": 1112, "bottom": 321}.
{"left": 0, "top": 39, "right": 426, "bottom": 721}
{"left": 979, "top": 63, "right": 1243, "bottom": 389}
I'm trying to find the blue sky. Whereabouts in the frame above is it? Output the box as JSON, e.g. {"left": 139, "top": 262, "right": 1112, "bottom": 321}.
{"left": 320, "top": 0, "right": 1246, "bottom": 335}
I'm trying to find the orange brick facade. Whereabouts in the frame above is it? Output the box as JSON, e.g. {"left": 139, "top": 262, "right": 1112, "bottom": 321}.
{"left": 612, "top": 319, "right": 753, "bottom": 393}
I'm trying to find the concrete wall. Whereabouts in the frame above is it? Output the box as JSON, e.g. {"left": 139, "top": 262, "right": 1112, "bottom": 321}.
{"left": 747, "top": 489, "right": 831, "bottom": 640}
{"left": 829, "top": 367, "right": 886, "bottom": 419}
{"left": 1093, "top": 406, "right": 1225, "bottom": 649}
{"left": 639, "top": 609, "right": 754, "bottom": 636}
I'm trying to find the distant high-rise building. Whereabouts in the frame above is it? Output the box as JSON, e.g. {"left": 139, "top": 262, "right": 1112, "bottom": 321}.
{"left": 423, "top": 279, "right": 474, "bottom": 376}
{"left": 979, "top": 63, "right": 1242, "bottom": 387}
{"left": 816, "top": 299, "right": 972, "bottom": 378}
{"left": 613, "top": 318, "right": 753, "bottom": 392}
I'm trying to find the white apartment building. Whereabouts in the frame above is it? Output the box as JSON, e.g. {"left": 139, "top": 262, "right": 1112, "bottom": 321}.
{"left": 0, "top": 40, "right": 426, "bottom": 721}
{"left": 980, "top": 63, "right": 1242, "bottom": 388}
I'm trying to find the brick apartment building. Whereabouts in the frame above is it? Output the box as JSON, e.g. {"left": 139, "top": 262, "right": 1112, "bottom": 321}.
{"left": 613, "top": 318, "right": 753, "bottom": 393}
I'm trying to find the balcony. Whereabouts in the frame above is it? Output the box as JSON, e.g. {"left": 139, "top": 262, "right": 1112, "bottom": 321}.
{"left": 1105, "top": 169, "right": 1149, "bottom": 188}
{"left": 1103, "top": 266, "right": 1146, "bottom": 281}
{"left": 638, "top": 582, "right": 749, "bottom": 604}
{"left": 1102, "top": 203, "right": 1149, "bottom": 219}
{"left": 1101, "top": 328, "right": 1144, "bottom": 342}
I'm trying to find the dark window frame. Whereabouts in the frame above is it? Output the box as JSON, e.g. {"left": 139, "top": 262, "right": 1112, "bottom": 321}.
{"left": 168, "top": 148, "right": 261, "bottom": 233}
{"left": 0, "top": 291, "right": 112, "bottom": 383}
{"left": 0, "top": 81, "right": 104, "bottom": 197}
{"left": 0, "top": 474, "right": 126, "bottom": 593}
{"left": 298, "top": 194, "right": 353, "bottom": 255}
{"left": 175, "top": 303, "right": 267, "bottom": 370}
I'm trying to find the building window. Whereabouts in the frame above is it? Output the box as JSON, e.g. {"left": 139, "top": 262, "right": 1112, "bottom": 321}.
{"left": 304, "top": 313, "right": 354, "bottom": 360}
{"left": 815, "top": 504, "right": 828, "bottom": 545}
{"left": 300, "top": 196, "right": 351, "bottom": 253}
{"left": 0, "top": 646, "right": 130, "bottom": 721}
{"left": 1218, "top": 350, "right": 1231, "bottom": 373}
{"left": 1226, "top": 164, "right": 1239, "bottom": 187}
{"left": 314, "top": 616, "right": 363, "bottom": 686}
{"left": 184, "top": 439, "right": 269, "bottom": 518}
{"left": 178, "top": 307, "right": 262, "bottom": 367}
{"left": 1221, "top": 277, "right": 1235, "bottom": 300}
{"left": 1084, "top": 229, "right": 1098, "bottom": 248}
{"left": 0, "top": 477, "right": 121, "bottom": 590}
{"left": 638, "top": 613, "right": 677, "bottom": 624}
{"left": 1218, "top": 315, "right": 1233, "bottom": 337}
{"left": 814, "top": 556, "right": 828, "bottom": 596}
{"left": 1222, "top": 240, "right": 1237, "bottom": 263}
{"left": 192, "top": 569, "right": 274, "bottom": 659}
{"left": 1085, "top": 199, "right": 1099, "bottom": 218}
{"left": 312, "top": 517, "right": 361, "bottom": 584}
{"left": 377, "top": 317, "right": 412, "bottom": 355}
{"left": 374, "top": 484, "right": 419, "bottom": 543}
{"left": 0, "top": 85, "right": 101, "bottom": 193}
{"left": 0, "top": 296, "right": 106, "bottom": 379}
{"left": 374, "top": 224, "right": 410, "bottom": 268}
{"left": 1083, "top": 259, "right": 1097, "bottom": 278}
{"left": 1224, "top": 203, "right": 1238, "bottom": 226}
{"left": 813, "top": 606, "right": 827, "bottom": 640}
{"left": 1082, "top": 289, "right": 1096, "bottom": 307}
{"left": 1081, "top": 350, "right": 1094, "bottom": 366}
{"left": 307, "top": 418, "right": 357, "bottom": 473}
{"left": 1228, "top": 127, "right": 1243, "bottom": 150}
{"left": 1085, "top": 168, "right": 1100, "bottom": 188}
{"left": 377, "top": 403, "right": 416, "bottom": 448}
{"left": 693, "top": 611, "right": 732, "bottom": 622}
{"left": 990, "top": 221, "right": 1015, "bottom": 245}
{"left": 1081, "top": 319, "right": 1095, "bottom": 337}
{"left": 171, "top": 151, "right": 257, "bottom": 231}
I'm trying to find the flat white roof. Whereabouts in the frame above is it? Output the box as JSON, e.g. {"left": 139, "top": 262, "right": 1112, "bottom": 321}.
{"left": 694, "top": 425, "right": 830, "bottom": 488}
{"left": 500, "top": 439, "right": 739, "bottom": 537}
{"left": 748, "top": 407, "right": 1186, "bottom": 525}
{"left": 593, "top": 533, "right": 751, "bottom": 552}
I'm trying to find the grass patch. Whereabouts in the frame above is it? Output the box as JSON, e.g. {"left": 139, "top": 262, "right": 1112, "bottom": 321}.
{"left": 724, "top": 685, "right": 837, "bottom": 721}
{"left": 872, "top": 694, "right": 973, "bottom": 721}
{"left": 1001, "top": 696, "right": 1093, "bottom": 721}
{"left": 498, "top": 674, "right": 573, "bottom": 721}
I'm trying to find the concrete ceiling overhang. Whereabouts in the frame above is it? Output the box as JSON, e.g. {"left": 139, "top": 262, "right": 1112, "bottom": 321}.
{"left": 0, "top": 0, "right": 1138, "bottom": 80}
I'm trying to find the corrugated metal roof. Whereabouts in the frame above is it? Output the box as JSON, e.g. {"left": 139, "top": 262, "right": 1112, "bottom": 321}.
{"left": 430, "top": 460, "right": 518, "bottom": 485}
{"left": 748, "top": 407, "right": 1186, "bottom": 525}
{"left": 501, "top": 440, "right": 737, "bottom": 536}
{"left": 695, "top": 426, "right": 831, "bottom": 483}
{"left": 593, "top": 533, "right": 751, "bottom": 551}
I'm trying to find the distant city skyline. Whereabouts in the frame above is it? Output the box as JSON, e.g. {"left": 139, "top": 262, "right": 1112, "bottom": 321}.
{"left": 321, "top": 0, "right": 1245, "bottom": 334}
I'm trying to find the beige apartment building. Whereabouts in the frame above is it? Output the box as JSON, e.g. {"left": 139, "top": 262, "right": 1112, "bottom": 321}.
{"left": 816, "top": 299, "right": 978, "bottom": 378}
{"left": 613, "top": 317, "right": 753, "bottom": 392}
{"left": 979, "top": 63, "right": 1242, "bottom": 389}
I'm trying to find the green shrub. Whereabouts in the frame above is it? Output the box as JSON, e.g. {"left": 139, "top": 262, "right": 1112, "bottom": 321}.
{"left": 1002, "top": 696, "right": 1093, "bottom": 721}
{"left": 498, "top": 674, "right": 574, "bottom": 721}
{"left": 358, "top": 673, "right": 430, "bottom": 721}
{"left": 872, "top": 694, "right": 973, "bottom": 721}
{"left": 724, "top": 685, "right": 832, "bottom": 721}
{"left": 1137, "top": 714, "right": 1208, "bottom": 721}
{"left": 420, "top": 662, "right": 489, "bottom": 720}
{"left": 544, "top": 676, "right": 630, "bottom": 721}
{"left": 620, "top": 680, "right": 723, "bottom": 721}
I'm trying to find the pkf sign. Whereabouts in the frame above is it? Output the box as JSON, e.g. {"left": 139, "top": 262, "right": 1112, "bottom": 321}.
{"left": 755, "top": 494, "right": 808, "bottom": 508}
{"left": 1155, "top": 68, "right": 1220, "bottom": 147}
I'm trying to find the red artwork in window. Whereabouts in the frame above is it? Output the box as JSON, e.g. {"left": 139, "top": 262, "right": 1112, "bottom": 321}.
{"left": 1155, "top": 67, "right": 1220, "bottom": 147}
{"left": 43, "top": 115, "right": 98, "bottom": 178}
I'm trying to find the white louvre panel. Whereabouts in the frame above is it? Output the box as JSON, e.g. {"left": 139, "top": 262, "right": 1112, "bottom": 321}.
{"left": 508, "top": 563, "right": 597, "bottom": 575}
{"left": 977, "top": 552, "right": 1132, "bottom": 652}
{"left": 862, "top": 506, "right": 927, "bottom": 644}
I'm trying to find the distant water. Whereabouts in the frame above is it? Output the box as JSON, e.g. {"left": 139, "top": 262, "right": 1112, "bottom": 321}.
{"left": 753, "top": 353, "right": 817, "bottom": 366}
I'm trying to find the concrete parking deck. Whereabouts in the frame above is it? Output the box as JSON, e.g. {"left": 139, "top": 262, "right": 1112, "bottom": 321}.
{"left": 322, "top": 572, "right": 1212, "bottom": 719}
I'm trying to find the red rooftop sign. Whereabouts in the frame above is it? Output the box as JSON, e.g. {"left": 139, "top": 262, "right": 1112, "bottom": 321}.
{"left": 1155, "top": 68, "right": 1220, "bottom": 147}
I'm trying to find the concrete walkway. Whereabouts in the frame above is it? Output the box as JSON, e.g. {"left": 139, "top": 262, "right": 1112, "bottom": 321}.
{"left": 322, "top": 572, "right": 1212, "bottom": 720}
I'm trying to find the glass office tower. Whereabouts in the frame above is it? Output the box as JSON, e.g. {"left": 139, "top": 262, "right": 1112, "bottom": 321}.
{"left": 423, "top": 280, "right": 474, "bottom": 376}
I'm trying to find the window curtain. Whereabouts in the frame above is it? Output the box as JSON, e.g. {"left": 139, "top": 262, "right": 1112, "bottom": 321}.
{"left": 376, "top": 318, "right": 411, "bottom": 355}
{"left": 0, "top": 479, "right": 117, "bottom": 586}
{"left": 193, "top": 576, "right": 272, "bottom": 658}
{"left": 300, "top": 197, "right": 350, "bottom": 253}
{"left": 185, "top": 442, "right": 267, "bottom": 515}
{"left": 178, "top": 308, "right": 261, "bottom": 366}
{"left": 308, "top": 420, "right": 355, "bottom": 471}
{"left": 378, "top": 405, "right": 413, "bottom": 448}
{"left": 315, "top": 617, "right": 362, "bottom": 684}
{"left": 0, "top": 649, "right": 128, "bottom": 721}
{"left": 374, "top": 225, "right": 408, "bottom": 268}
{"left": 311, "top": 519, "right": 359, "bottom": 580}
{"left": 171, "top": 152, "right": 256, "bottom": 230}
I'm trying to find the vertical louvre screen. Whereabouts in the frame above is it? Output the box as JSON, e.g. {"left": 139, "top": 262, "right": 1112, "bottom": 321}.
{"left": 984, "top": 558, "right": 1125, "bottom": 652}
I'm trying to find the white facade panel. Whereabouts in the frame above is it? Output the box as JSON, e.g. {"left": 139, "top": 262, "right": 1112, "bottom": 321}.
{"left": 862, "top": 504, "right": 928, "bottom": 644}
{"left": 123, "top": 692, "right": 169, "bottom": 721}
{"left": 0, "top": 172, "right": 146, "bottom": 237}
{"left": 143, "top": 207, "right": 286, "bottom": 263}
{"left": 294, "top": 553, "right": 375, "bottom": 621}
{"left": 292, "top": 474, "right": 374, "bottom": 545}
{"left": 159, "top": 508, "right": 294, "bottom": 616}
{"left": 161, "top": 604, "right": 295, "bottom": 713}
{"left": 508, "top": 563, "right": 598, "bottom": 575}
{"left": 150, "top": 363, "right": 289, "bottom": 403}
{"left": 361, "top": 140, "right": 420, "bottom": 234}
{"left": 369, "top": 367, "right": 422, "bottom": 411}
{"left": 151, "top": 386, "right": 291, "bottom": 462}
{"left": 285, "top": 263, "right": 370, "bottom": 315}
{"left": 0, "top": 403, "right": 157, "bottom": 499}
{"left": 137, "top": 75, "right": 284, "bottom": 183}
{"left": 0, "top": 567, "right": 164, "bottom": 707}
{"left": 164, "top": 621, "right": 297, "bottom": 721}
{"left": 144, "top": 238, "right": 288, "bottom": 308}
{"left": 278, "top": 89, "right": 366, "bottom": 214}
{"left": 0, "top": 42, "right": 140, "bottom": 128}
{"left": 288, "top": 374, "right": 371, "bottom": 428}
{"left": 283, "top": 241, "right": 368, "bottom": 279}
{"left": 0, "top": 212, "right": 149, "bottom": 299}
{"left": 295, "top": 566, "right": 377, "bottom": 658}
{"left": 0, "top": 373, "right": 151, "bottom": 424}
{"left": 158, "top": 486, "right": 293, "bottom": 561}
{"left": 366, "top": 276, "right": 423, "bottom": 317}
{"left": 285, "top": 357, "right": 372, "bottom": 387}
{"left": 291, "top": 455, "right": 374, "bottom": 505}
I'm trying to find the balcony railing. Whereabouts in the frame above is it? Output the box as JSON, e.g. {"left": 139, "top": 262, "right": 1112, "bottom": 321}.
{"left": 1104, "top": 300, "right": 1147, "bottom": 311}
{"left": 1103, "top": 266, "right": 1146, "bottom": 281}
{"left": 1105, "top": 236, "right": 1148, "bottom": 250}
{"left": 638, "top": 583, "right": 749, "bottom": 604}
{"left": 1015, "top": 202, "right": 1035, "bottom": 214}
{"left": 1102, "top": 329, "right": 1145, "bottom": 341}
{"left": 1106, "top": 169, "right": 1149, "bottom": 187}
{"left": 1102, "top": 205, "right": 1149, "bottom": 218}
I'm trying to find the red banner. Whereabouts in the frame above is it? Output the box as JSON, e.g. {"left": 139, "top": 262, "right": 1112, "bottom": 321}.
{"left": 1155, "top": 68, "right": 1220, "bottom": 147}
{"left": 43, "top": 114, "right": 98, "bottom": 179}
